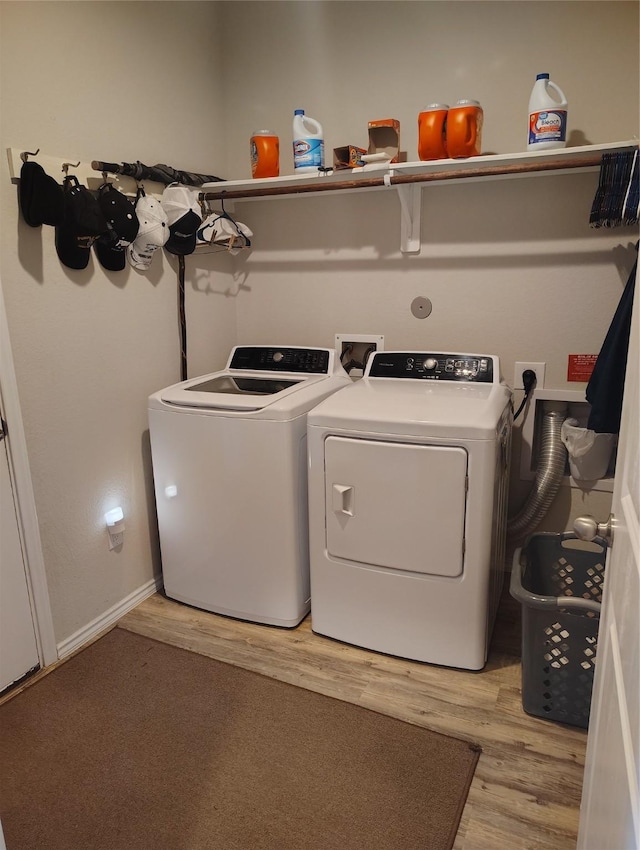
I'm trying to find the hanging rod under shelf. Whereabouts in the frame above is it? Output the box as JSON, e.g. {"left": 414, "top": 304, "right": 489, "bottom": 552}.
{"left": 200, "top": 154, "right": 608, "bottom": 202}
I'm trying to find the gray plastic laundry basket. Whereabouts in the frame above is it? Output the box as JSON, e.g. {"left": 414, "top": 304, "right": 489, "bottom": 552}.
{"left": 510, "top": 532, "right": 607, "bottom": 729}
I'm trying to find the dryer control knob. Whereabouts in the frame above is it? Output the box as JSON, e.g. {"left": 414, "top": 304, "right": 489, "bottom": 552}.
{"left": 423, "top": 358, "right": 437, "bottom": 371}
{"left": 272, "top": 351, "right": 284, "bottom": 363}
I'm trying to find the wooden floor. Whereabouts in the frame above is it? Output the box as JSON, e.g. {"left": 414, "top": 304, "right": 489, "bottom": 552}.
{"left": 118, "top": 587, "right": 587, "bottom": 850}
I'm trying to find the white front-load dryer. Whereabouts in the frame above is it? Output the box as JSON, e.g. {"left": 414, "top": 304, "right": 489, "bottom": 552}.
{"left": 149, "top": 346, "right": 350, "bottom": 627}
{"left": 307, "top": 351, "right": 512, "bottom": 669}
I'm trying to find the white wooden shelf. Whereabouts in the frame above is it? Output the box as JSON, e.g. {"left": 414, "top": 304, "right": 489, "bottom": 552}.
{"left": 199, "top": 140, "right": 638, "bottom": 254}
{"left": 201, "top": 141, "right": 634, "bottom": 193}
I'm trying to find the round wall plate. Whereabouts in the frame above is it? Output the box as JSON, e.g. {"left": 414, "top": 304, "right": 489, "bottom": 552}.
{"left": 411, "top": 296, "right": 432, "bottom": 319}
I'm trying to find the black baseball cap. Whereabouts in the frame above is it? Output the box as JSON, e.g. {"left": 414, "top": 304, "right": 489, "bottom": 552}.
{"left": 94, "top": 184, "right": 140, "bottom": 271}
{"left": 55, "top": 176, "right": 108, "bottom": 270}
{"left": 19, "top": 161, "right": 64, "bottom": 227}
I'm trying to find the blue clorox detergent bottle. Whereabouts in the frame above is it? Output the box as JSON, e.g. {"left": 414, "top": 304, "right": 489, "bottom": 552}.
{"left": 292, "top": 109, "right": 324, "bottom": 173}
{"left": 527, "top": 73, "right": 568, "bottom": 150}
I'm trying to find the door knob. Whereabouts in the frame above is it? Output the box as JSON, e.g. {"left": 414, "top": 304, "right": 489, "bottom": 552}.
{"left": 573, "top": 514, "right": 614, "bottom": 545}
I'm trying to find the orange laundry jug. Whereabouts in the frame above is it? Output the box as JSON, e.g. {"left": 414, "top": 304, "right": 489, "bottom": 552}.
{"left": 446, "top": 100, "right": 483, "bottom": 158}
{"left": 250, "top": 130, "right": 279, "bottom": 178}
{"left": 418, "top": 104, "right": 449, "bottom": 160}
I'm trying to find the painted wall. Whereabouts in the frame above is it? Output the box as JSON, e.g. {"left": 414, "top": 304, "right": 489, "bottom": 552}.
{"left": 219, "top": 1, "right": 639, "bottom": 178}
{"left": 0, "top": 1, "right": 638, "bottom": 649}
{"left": 0, "top": 1, "right": 236, "bottom": 646}
{"left": 218, "top": 0, "right": 639, "bottom": 530}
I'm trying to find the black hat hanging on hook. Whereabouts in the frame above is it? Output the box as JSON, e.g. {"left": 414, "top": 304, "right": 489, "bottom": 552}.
{"left": 94, "top": 183, "right": 140, "bottom": 271}
{"left": 55, "top": 175, "right": 109, "bottom": 270}
{"left": 18, "top": 158, "right": 64, "bottom": 228}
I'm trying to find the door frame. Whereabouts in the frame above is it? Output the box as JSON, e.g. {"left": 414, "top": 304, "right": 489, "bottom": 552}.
{"left": 577, "top": 260, "right": 639, "bottom": 847}
{"left": 0, "top": 279, "right": 56, "bottom": 667}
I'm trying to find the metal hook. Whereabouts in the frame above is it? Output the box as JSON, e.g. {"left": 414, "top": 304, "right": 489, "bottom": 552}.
{"left": 198, "top": 194, "right": 213, "bottom": 218}
{"left": 61, "top": 161, "right": 81, "bottom": 175}
{"left": 20, "top": 148, "right": 40, "bottom": 163}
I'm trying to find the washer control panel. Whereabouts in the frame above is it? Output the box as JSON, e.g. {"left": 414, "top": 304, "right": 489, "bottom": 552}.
{"left": 367, "top": 352, "right": 497, "bottom": 383}
{"left": 229, "top": 346, "right": 331, "bottom": 374}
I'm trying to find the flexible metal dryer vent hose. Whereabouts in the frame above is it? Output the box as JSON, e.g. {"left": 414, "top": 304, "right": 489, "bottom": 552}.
{"left": 507, "top": 409, "right": 568, "bottom": 540}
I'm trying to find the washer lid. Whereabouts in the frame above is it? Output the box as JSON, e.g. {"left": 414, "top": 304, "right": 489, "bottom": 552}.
{"left": 308, "top": 378, "right": 512, "bottom": 439}
{"left": 153, "top": 345, "right": 348, "bottom": 414}
{"left": 159, "top": 370, "right": 325, "bottom": 411}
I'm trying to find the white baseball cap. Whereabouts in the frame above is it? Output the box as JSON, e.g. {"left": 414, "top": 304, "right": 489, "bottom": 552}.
{"left": 162, "top": 185, "right": 202, "bottom": 256}
{"left": 127, "top": 193, "right": 169, "bottom": 270}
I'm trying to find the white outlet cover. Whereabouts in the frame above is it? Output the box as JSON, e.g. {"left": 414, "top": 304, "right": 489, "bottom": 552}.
{"left": 513, "top": 361, "right": 545, "bottom": 390}
{"left": 108, "top": 531, "right": 124, "bottom": 550}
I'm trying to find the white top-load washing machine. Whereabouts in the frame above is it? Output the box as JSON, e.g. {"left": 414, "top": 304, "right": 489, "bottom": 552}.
{"left": 307, "top": 351, "right": 512, "bottom": 669}
{"left": 149, "top": 346, "right": 350, "bottom": 627}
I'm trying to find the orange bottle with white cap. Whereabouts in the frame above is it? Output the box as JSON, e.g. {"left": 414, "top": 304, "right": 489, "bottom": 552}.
{"left": 446, "top": 100, "right": 483, "bottom": 158}
{"left": 418, "top": 104, "right": 449, "bottom": 160}
{"left": 250, "top": 130, "right": 279, "bottom": 178}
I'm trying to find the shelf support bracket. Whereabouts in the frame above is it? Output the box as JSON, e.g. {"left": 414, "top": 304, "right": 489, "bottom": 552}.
{"left": 396, "top": 183, "right": 421, "bottom": 254}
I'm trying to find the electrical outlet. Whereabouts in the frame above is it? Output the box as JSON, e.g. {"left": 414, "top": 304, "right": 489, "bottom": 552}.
{"left": 513, "top": 361, "right": 546, "bottom": 390}
{"left": 108, "top": 531, "right": 123, "bottom": 550}
{"left": 335, "top": 334, "right": 384, "bottom": 377}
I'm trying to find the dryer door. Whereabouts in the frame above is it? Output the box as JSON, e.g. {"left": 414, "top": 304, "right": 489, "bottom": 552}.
{"left": 324, "top": 437, "right": 467, "bottom": 577}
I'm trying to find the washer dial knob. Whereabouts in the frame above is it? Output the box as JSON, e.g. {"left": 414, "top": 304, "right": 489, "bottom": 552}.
{"left": 272, "top": 351, "right": 284, "bottom": 363}
{"left": 423, "top": 357, "right": 438, "bottom": 371}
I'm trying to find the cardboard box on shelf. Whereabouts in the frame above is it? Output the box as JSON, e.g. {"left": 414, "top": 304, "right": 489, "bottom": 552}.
{"left": 333, "top": 145, "right": 368, "bottom": 170}
{"left": 368, "top": 119, "right": 404, "bottom": 163}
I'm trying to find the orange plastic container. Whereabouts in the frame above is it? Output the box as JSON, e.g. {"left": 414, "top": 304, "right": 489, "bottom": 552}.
{"left": 418, "top": 104, "right": 449, "bottom": 160}
{"left": 446, "top": 100, "right": 483, "bottom": 158}
{"left": 250, "top": 130, "right": 279, "bottom": 178}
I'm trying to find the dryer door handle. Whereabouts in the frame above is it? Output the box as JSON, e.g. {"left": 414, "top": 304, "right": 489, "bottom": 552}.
{"left": 332, "top": 484, "right": 355, "bottom": 517}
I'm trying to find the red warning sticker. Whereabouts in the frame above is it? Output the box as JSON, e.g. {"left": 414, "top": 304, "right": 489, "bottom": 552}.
{"left": 568, "top": 354, "right": 598, "bottom": 382}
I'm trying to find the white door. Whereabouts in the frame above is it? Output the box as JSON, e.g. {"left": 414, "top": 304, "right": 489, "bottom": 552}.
{"left": 0, "top": 280, "right": 55, "bottom": 692}
{"left": 324, "top": 437, "right": 467, "bottom": 576}
{"left": 577, "top": 271, "right": 639, "bottom": 848}
{"left": 0, "top": 412, "right": 40, "bottom": 692}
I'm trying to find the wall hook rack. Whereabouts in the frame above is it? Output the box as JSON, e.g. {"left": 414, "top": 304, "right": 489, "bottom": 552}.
{"left": 7, "top": 149, "right": 168, "bottom": 199}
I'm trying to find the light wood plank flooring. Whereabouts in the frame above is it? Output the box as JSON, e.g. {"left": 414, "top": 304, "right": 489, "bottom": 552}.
{"left": 118, "top": 587, "right": 587, "bottom": 850}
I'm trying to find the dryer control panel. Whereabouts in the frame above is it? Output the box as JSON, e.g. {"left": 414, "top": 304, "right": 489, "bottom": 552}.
{"left": 229, "top": 346, "right": 331, "bottom": 374}
{"left": 367, "top": 352, "right": 497, "bottom": 383}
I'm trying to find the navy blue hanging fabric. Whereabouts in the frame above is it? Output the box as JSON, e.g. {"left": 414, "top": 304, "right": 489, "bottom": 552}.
{"left": 589, "top": 147, "right": 639, "bottom": 228}
{"left": 586, "top": 247, "right": 638, "bottom": 434}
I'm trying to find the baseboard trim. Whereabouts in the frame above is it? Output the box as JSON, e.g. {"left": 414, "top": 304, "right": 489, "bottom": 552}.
{"left": 56, "top": 576, "right": 162, "bottom": 659}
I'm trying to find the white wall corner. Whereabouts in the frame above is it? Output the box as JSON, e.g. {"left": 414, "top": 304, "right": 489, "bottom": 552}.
{"left": 56, "top": 576, "right": 162, "bottom": 660}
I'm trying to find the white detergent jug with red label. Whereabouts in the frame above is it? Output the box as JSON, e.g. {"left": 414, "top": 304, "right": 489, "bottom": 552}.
{"left": 528, "top": 73, "right": 568, "bottom": 150}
